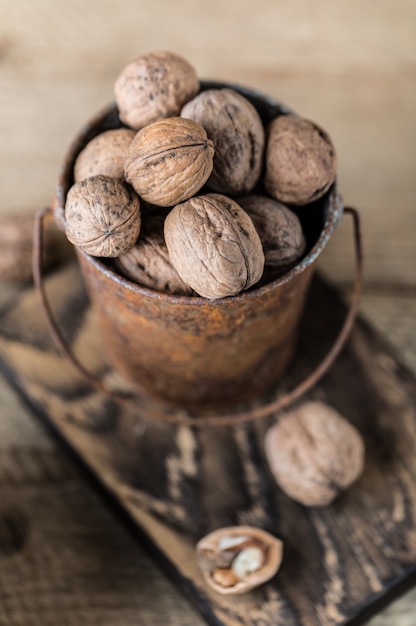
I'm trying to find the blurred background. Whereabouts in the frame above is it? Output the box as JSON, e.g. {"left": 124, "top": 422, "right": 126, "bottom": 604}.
{"left": 1, "top": 0, "right": 415, "bottom": 289}
{"left": 0, "top": 2, "right": 415, "bottom": 624}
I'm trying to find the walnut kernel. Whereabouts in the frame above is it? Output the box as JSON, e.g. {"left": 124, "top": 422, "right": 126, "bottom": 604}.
{"left": 65, "top": 175, "right": 141, "bottom": 257}
{"left": 125, "top": 117, "right": 214, "bottom": 207}
{"left": 197, "top": 526, "right": 283, "bottom": 595}
{"left": 164, "top": 193, "right": 265, "bottom": 299}
{"left": 114, "top": 51, "right": 199, "bottom": 129}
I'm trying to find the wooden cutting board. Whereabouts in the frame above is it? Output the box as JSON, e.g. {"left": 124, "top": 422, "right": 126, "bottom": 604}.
{"left": 0, "top": 259, "right": 415, "bottom": 626}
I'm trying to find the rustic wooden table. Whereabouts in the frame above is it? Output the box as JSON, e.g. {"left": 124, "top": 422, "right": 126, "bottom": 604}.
{"left": 0, "top": 1, "right": 415, "bottom": 623}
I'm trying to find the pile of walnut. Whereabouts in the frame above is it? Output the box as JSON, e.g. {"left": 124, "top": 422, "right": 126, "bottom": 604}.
{"left": 64, "top": 51, "right": 337, "bottom": 299}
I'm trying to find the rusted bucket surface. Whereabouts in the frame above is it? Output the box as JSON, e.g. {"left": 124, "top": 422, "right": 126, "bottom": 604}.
{"left": 53, "top": 82, "right": 343, "bottom": 411}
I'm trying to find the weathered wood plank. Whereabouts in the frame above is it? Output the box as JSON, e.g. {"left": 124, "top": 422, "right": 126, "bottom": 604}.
{"left": 0, "top": 261, "right": 415, "bottom": 626}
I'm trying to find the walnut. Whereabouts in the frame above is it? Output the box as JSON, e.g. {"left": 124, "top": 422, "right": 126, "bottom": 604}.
{"left": 0, "top": 213, "right": 68, "bottom": 283}
{"left": 114, "top": 51, "right": 199, "bottom": 130}
{"left": 74, "top": 128, "right": 136, "bottom": 182}
{"left": 114, "top": 213, "right": 194, "bottom": 296}
{"left": 238, "top": 195, "right": 306, "bottom": 270}
{"left": 264, "top": 401, "right": 365, "bottom": 507}
{"left": 196, "top": 526, "right": 283, "bottom": 595}
{"left": 64, "top": 175, "right": 141, "bottom": 257}
{"left": 125, "top": 117, "right": 214, "bottom": 207}
{"left": 181, "top": 88, "right": 265, "bottom": 196}
{"left": 164, "top": 193, "right": 265, "bottom": 299}
{"left": 264, "top": 115, "right": 337, "bottom": 206}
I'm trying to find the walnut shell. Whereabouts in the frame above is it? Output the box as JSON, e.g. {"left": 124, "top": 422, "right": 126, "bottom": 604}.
{"left": 164, "top": 193, "right": 265, "bottom": 299}
{"left": 114, "top": 213, "right": 193, "bottom": 296}
{"left": 65, "top": 175, "right": 141, "bottom": 257}
{"left": 196, "top": 526, "right": 283, "bottom": 595}
{"left": 264, "top": 401, "right": 365, "bottom": 507}
{"left": 264, "top": 115, "right": 337, "bottom": 206}
{"left": 125, "top": 117, "right": 214, "bottom": 207}
{"left": 181, "top": 88, "right": 265, "bottom": 196}
{"left": 114, "top": 51, "right": 199, "bottom": 129}
{"left": 74, "top": 128, "right": 136, "bottom": 182}
{"left": 238, "top": 195, "right": 306, "bottom": 269}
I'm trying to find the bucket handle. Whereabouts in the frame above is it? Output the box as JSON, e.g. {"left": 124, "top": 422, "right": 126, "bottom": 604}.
{"left": 34, "top": 206, "right": 363, "bottom": 427}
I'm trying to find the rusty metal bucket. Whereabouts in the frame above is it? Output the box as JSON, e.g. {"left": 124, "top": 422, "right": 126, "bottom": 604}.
{"left": 34, "top": 82, "right": 363, "bottom": 424}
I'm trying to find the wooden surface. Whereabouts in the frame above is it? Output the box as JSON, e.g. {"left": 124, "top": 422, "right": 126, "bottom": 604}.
{"left": 1, "top": 261, "right": 416, "bottom": 626}
{"left": 0, "top": 1, "right": 415, "bottom": 623}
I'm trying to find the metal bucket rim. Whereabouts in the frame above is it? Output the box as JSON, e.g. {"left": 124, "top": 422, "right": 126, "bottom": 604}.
{"left": 76, "top": 185, "right": 342, "bottom": 305}
{"left": 54, "top": 83, "right": 343, "bottom": 306}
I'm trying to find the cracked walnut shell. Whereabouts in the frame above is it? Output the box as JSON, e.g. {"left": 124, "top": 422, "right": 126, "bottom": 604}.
{"left": 196, "top": 526, "right": 283, "bottom": 595}
{"left": 164, "top": 193, "right": 265, "bottom": 299}
{"left": 265, "top": 115, "right": 337, "bottom": 206}
{"left": 114, "top": 213, "right": 193, "bottom": 296}
{"left": 264, "top": 401, "right": 365, "bottom": 507}
{"left": 114, "top": 51, "right": 199, "bottom": 129}
{"left": 181, "top": 88, "right": 265, "bottom": 196}
{"left": 74, "top": 128, "right": 136, "bottom": 182}
{"left": 125, "top": 117, "right": 214, "bottom": 207}
{"left": 65, "top": 175, "right": 141, "bottom": 257}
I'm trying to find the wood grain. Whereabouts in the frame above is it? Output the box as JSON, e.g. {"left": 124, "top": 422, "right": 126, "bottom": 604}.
{"left": 0, "top": 2, "right": 415, "bottom": 623}
{"left": 0, "top": 261, "right": 415, "bottom": 626}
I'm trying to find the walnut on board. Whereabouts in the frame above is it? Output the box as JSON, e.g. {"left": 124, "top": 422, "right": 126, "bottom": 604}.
{"left": 125, "top": 117, "right": 214, "bottom": 207}
{"left": 64, "top": 175, "right": 141, "bottom": 258}
{"left": 74, "top": 128, "right": 136, "bottom": 182}
{"left": 114, "top": 51, "right": 199, "bottom": 129}
{"left": 0, "top": 213, "right": 68, "bottom": 283}
{"left": 196, "top": 526, "right": 283, "bottom": 595}
{"left": 181, "top": 88, "right": 265, "bottom": 196}
{"left": 164, "top": 193, "right": 264, "bottom": 299}
{"left": 238, "top": 194, "right": 306, "bottom": 270}
{"left": 264, "top": 115, "right": 337, "bottom": 206}
{"left": 114, "top": 213, "right": 194, "bottom": 296}
{"left": 264, "top": 401, "right": 365, "bottom": 507}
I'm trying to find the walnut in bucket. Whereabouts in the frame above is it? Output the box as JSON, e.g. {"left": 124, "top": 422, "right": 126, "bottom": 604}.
{"left": 114, "top": 213, "right": 194, "bottom": 296}
{"left": 238, "top": 194, "right": 306, "bottom": 271}
{"left": 125, "top": 117, "right": 214, "bottom": 207}
{"left": 181, "top": 88, "right": 265, "bottom": 196}
{"left": 196, "top": 526, "right": 283, "bottom": 595}
{"left": 64, "top": 175, "right": 141, "bottom": 257}
{"left": 74, "top": 128, "right": 136, "bottom": 182}
{"left": 265, "top": 115, "right": 337, "bottom": 206}
{"left": 264, "top": 401, "right": 365, "bottom": 507}
{"left": 164, "top": 193, "right": 265, "bottom": 299}
{"left": 114, "top": 51, "right": 199, "bottom": 129}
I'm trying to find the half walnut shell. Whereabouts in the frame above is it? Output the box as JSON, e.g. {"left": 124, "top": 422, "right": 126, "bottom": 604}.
{"left": 196, "top": 526, "right": 283, "bottom": 595}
